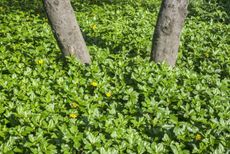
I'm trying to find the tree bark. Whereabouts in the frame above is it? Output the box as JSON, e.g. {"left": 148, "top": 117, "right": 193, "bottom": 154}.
{"left": 151, "top": 0, "right": 189, "bottom": 67}
{"left": 43, "top": 0, "right": 91, "bottom": 64}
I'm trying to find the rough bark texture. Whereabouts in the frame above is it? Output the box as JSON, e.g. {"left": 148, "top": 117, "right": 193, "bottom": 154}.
{"left": 151, "top": 0, "right": 189, "bottom": 66}
{"left": 43, "top": 0, "right": 91, "bottom": 64}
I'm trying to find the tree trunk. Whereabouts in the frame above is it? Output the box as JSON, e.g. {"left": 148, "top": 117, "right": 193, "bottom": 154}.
{"left": 151, "top": 0, "right": 189, "bottom": 67}
{"left": 43, "top": 0, "right": 91, "bottom": 64}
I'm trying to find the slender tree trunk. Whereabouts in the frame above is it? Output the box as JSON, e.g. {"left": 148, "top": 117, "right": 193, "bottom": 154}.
{"left": 151, "top": 0, "right": 189, "bottom": 67}
{"left": 43, "top": 0, "right": 91, "bottom": 64}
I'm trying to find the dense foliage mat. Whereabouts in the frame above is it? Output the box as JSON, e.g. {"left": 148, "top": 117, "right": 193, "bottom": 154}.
{"left": 0, "top": 0, "right": 229, "bottom": 153}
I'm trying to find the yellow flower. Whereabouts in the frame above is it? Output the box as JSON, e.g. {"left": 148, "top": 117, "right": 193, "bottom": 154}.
{"left": 91, "top": 24, "right": 97, "bottom": 30}
{"left": 91, "top": 81, "right": 98, "bottom": 87}
{"left": 70, "top": 102, "right": 78, "bottom": 108}
{"left": 69, "top": 113, "right": 78, "bottom": 119}
{"left": 106, "top": 92, "right": 112, "bottom": 97}
{"left": 195, "top": 134, "right": 202, "bottom": 141}
{"left": 36, "top": 59, "right": 44, "bottom": 65}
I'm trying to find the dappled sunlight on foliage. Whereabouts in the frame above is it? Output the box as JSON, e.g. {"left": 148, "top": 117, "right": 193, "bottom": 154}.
{"left": 0, "top": 0, "right": 229, "bottom": 153}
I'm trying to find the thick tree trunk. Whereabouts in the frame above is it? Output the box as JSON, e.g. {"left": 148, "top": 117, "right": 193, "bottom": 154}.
{"left": 43, "top": 0, "right": 91, "bottom": 64}
{"left": 151, "top": 0, "right": 189, "bottom": 67}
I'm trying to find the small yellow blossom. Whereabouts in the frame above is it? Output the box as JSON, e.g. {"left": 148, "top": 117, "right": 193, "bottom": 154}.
{"left": 195, "top": 134, "right": 202, "bottom": 141}
{"left": 91, "top": 81, "right": 98, "bottom": 87}
{"left": 70, "top": 102, "right": 78, "bottom": 108}
{"left": 91, "top": 24, "right": 97, "bottom": 30}
{"left": 69, "top": 113, "right": 78, "bottom": 119}
{"left": 106, "top": 92, "right": 112, "bottom": 97}
{"left": 36, "top": 59, "right": 44, "bottom": 65}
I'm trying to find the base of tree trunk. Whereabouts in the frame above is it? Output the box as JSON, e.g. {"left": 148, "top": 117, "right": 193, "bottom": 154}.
{"left": 151, "top": 0, "right": 188, "bottom": 67}
{"left": 43, "top": 0, "right": 91, "bottom": 64}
